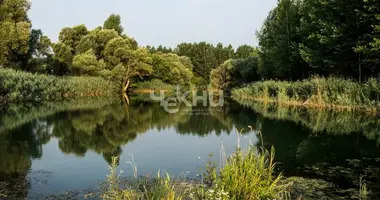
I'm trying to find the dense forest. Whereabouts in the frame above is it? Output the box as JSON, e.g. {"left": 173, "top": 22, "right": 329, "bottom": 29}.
{"left": 1, "top": 0, "right": 380, "bottom": 105}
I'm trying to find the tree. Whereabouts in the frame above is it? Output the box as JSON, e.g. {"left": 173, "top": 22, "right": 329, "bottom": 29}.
{"left": 210, "top": 60, "right": 235, "bottom": 93}
{"left": 52, "top": 42, "right": 73, "bottom": 66}
{"left": 151, "top": 53, "right": 193, "bottom": 86}
{"left": 175, "top": 42, "right": 223, "bottom": 80}
{"left": 257, "top": 0, "right": 305, "bottom": 80}
{"left": 234, "top": 45, "right": 257, "bottom": 59}
{"left": 354, "top": 0, "right": 380, "bottom": 80}
{"left": 111, "top": 47, "right": 153, "bottom": 93}
{"left": 298, "top": 0, "right": 374, "bottom": 81}
{"left": 18, "top": 29, "right": 52, "bottom": 72}
{"left": 59, "top": 25, "right": 88, "bottom": 52}
{"left": 103, "top": 14, "right": 124, "bottom": 35}
{"left": 232, "top": 56, "right": 260, "bottom": 85}
{"left": 72, "top": 49, "right": 106, "bottom": 76}
{"left": 0, "top": 0, "right": 31, "bottom": 66}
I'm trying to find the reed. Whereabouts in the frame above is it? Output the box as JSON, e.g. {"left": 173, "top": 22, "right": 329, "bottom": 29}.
{"left": 102, "top": 133, "right": 289, "bottom": 200}
{"left": 0, "top": 68, "right": 118, "bottom": 104}
{"left": 232, "top": 77, "right": 380, "bottom": 112}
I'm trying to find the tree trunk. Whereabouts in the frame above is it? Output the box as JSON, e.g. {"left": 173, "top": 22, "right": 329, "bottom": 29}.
{"left": 123, "top": 79, "right": 130, "bottom": 93}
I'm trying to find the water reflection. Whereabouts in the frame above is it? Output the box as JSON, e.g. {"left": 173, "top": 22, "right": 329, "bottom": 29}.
{"left": 0, "top": 98, "right": 380, "bottom": 198}
{"left": 238, "top": 101, "right": 380, "bottom": 197}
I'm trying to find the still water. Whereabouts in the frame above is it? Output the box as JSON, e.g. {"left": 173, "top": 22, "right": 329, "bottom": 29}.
{"left": 1, "top": 97, "right": 380, "bottom": 199}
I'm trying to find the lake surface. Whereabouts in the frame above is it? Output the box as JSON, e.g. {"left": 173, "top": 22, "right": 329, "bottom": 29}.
{"left": 1, "top": 97, "right": 380, "bottom": 199}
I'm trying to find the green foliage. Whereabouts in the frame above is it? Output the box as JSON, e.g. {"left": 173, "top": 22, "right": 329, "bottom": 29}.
{"left": 210, "top": 60, "right": 235, "bottom": 93}
{"left": 0, "top": 68, "right": 118, "bottom": 104}
{"left": 133, "top": 79, "right": 175, "bottom": 91}
{"left": 72, "top": 49, "right": 106, "bottom": 76}
{"left": 257, "top": 0, "right": 380, "bottom": 81}
{"left": 210, "top": 56, "right": 260, "bottom": 93}
{"left": 234, "top": 45, "right": 257, "bottom": 59}
{"left": 103, "top": 14, "right": 124, "bottom": 35}
{"left": 151, "top": 53, "right": 193, "bottom": 86}
{"left": 217, "top": 146, "right": 285, "bottom": 200}
{"left": 174, "top": 42, "right": 234, "bottom": 80}
{"left": 59, "top": 25, "right": 89, "bottom": 51}
{"left": 51, "top": 18, "right": 158, "bottom": 90}
{"left": 232, "top": 56, "right": 260, "bottom": 85}
{"left": 102, "top": 145, "right": 286, "bottom": 200}
{"left": 102, "top": 159, "right": 185, "bottom": 200}
{"left": 257, "top": 0, "right": 304, "bottom": 80}
{"left": 232, "top": 77, "right": 380, "bottom": 111}
{"left": 0, "top": 0, "right": 31, "bottom": 66}
{"left": 53, "top": 42, "right": 73, "bottom": 66}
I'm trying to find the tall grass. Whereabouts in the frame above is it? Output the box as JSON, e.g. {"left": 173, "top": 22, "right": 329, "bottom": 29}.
{"left": 0, "top": 68, "right": 119, "bottom": 104}
{"left": 232, "top": 77, "right": 380, "bottom": 112}
{"left": 102, "top": 157, "right": 185, "bottom": 200}
{"left": 216, "top": 146, "right": 286, "bottom": 200}
{"left": 102, "top": 133, "right": 289, "bottom": 200}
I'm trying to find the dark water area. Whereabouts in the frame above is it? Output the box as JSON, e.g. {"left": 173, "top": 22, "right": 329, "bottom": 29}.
{"left": 0, "top": 97, "right": 380, "bottom": 199}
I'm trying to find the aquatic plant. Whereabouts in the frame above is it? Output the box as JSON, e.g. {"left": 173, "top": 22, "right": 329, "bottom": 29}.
{"left": 232, "top": 77, "right": 380, "bottom": 112}
{"left": 102, "top": 131, "right": 288, "bottom": 200}
{"left": 0, "top": 68, "right": 119, "bottom": 104}
{"left": 359, "top": 176, "right": 368, "bottom": 200}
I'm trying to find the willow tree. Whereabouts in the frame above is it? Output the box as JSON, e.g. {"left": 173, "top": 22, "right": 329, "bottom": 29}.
{"left": 210, "top": 60, "right": 235, "bottom": 94}
{"left": 112, "top": 47, "right": 153, "bottom": 93}
{"left": 151, "top": 53, "right": 193, "bottom": 86}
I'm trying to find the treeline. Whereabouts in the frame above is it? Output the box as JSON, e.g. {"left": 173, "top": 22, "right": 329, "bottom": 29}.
{"left": 147, "top": 43, "right": 258, "bottom": 83}
{"left": 210, "top": 0, "right": 380, "bottom": 98}
{"left": 257, "top": 0, "right": 380, "bottom": 82}
{"left": 0, "top": 0, "right": 258, "bottom": 103}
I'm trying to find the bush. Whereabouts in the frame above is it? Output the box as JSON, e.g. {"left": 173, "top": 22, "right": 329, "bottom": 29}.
{"left": 0, "top": 68, "right": 119, "bottom": 104}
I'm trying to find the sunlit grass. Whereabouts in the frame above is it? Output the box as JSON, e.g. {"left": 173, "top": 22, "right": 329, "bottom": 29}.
{"left": 232, "top": 76, "right": 380, "bottom": 112}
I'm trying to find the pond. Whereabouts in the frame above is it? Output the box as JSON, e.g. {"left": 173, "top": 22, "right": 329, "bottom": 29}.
{"left": 1, "top": 96, "right": 380, "bottom": 199}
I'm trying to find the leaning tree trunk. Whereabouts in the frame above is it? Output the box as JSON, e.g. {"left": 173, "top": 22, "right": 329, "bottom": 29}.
{"left": 122, "top": 79, "right": 130, "bottom": 93}
{"left": 122, "top": 79, "right": 130, "bottom": 105}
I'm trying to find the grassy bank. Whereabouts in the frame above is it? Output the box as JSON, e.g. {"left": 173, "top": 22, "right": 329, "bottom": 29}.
{"left": 232, "top": 77, "right": 380, "bottom": 112}
{"left": 0, "top": 69, "right": 119, "bottom": 105}
{"left": 102, "top": 145, "right": 289, "bottom": 200}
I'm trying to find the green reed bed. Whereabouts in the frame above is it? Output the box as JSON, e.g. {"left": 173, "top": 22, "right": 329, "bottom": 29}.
{"left": 132, "top": 79, "right": 176, "bottom": 93}
{"left": 102, "top": 144, "right": 288, "bottom": 200}
{"left": 0, "top": 68, "right": 119, "bottom": 104}
{"left": 232, "top": 77, "right": 380, "bottom": 112}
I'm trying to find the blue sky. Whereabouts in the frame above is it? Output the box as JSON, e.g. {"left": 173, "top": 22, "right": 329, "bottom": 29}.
{"left": 28, "top": 0, "right": 277, "bottom": 48}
